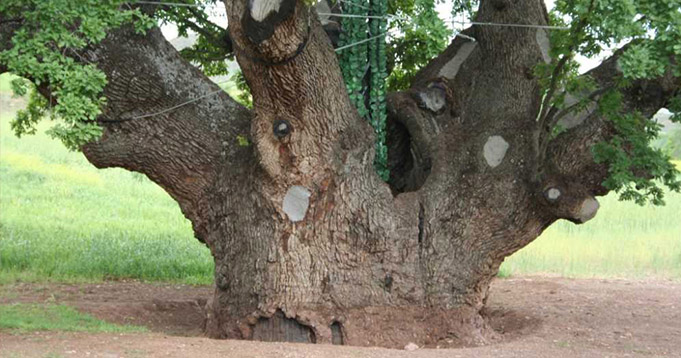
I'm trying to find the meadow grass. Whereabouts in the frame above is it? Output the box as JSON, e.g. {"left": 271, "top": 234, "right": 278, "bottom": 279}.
{"left": 499, "top": 177, "right": 681, "bottom": 279}
{"left": 0, "top": 74, "right": 13, "bottom": 93}
{"left": 0, "top": 72, "right": 680, "bottom": 283}
{"left": 0, "top": 303, "right": 146, "bottom": 333}
{"left": 0, "top": 75, "right": 214, "bottom": 284}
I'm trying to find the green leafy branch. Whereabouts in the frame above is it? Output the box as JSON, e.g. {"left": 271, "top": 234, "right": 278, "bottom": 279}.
{"left": 544, "top": 0, "right": 681, "bottom": 205}
{"left": 385, "top": 0, "right": 450, "bottom": 91}
{"left": 593, "top": 90, "right": 681, "bottom": 205}
{"left": 0, "top": 0, "right": 154, "bottom": 150}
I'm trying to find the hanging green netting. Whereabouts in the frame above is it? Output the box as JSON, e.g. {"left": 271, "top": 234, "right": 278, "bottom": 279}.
{"left": 337, "top": 0, "right": 389, "bottom": 181}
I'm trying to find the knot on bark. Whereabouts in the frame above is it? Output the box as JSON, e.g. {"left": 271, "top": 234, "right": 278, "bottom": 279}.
{"left": 539, "top": 177, "right": 600, "bottom": 224}
{"left": 273, "top": 119, "right": 292, "bottom": 138}
{"left": 386, "top": 90, "right": 448, "bottom": 193}
{"left": 233, "top": 0, "right": 311, "bottom": 66}
{"left": 242, "top": 0, "right": 296, "bottom": 44}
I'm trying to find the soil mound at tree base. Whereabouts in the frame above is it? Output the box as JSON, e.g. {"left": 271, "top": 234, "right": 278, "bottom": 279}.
{"left": 1, "top": 276, "right": 680, "bottom": 357}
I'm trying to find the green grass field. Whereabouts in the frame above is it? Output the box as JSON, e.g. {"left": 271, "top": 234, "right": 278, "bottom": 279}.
{"left": 1, "top": 73, "right": 680, "bottom": 284}
{"left": 0, "top": 303, "right": 146, "bottom": 333}
{"left": 0, "top": 75, "right": 212, "bottom": 284}
{"left": 499, "top": 182, "right": 681, "bottom": 278}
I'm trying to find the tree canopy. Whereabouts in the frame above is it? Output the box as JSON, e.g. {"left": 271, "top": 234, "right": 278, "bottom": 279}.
{"left": 1, "top": 0, "right": 680, "bottom": 204}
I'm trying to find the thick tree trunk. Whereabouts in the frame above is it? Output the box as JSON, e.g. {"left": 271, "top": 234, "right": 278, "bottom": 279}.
{"left": 206, "top": 0, "right": 679, "bottom": 347}
{"left": 2, "top": 0, "right": 678, "bottom": 349}
{"left": 198, "top": 0, "right": 550, "bottom": 347}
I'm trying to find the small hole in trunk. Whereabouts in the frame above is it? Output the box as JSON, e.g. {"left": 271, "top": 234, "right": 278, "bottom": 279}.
{"left": 252, "top": 310, "right": 316, "bottom": 343}
{"left": 386, "top": 117, "right": 431, "bottom": 194}
{"left": 330, "top": 321, "right": 344, "bottom": 345}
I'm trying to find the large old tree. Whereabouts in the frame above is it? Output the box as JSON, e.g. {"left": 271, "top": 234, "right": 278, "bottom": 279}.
{"left": 1, "top": 0, "right": 680, "bottom": 348}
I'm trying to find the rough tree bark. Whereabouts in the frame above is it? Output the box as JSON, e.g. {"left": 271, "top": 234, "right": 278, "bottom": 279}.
{"left": 1, "top": 0, "right": 679, "bottom": 348}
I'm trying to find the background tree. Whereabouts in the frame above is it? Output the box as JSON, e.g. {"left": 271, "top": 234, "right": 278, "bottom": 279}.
{"left": 1, "top": 0, "right": 679, "bottom": 348}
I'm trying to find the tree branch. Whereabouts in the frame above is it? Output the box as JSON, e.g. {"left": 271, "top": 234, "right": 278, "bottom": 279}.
{"left": 173, "top": 6, "right": 233, "bottom": 54}
{"left": 1, "top": 16, "right": 254, "bottom": 238}
{"left": 224, "top": 0, "right": 377, "bottom": 187}
{"left": 542, "top": 47, "right": 680, "bottom": 222}
{"left": 87, "top": 26, "right": 253, "bottom": 219}
{"left": 536, "top": 0, "right": 595, "bottom": 129}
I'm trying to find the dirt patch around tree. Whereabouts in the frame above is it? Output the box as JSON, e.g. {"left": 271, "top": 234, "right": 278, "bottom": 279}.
{"left": 1, "top": 276, "right": 680, "bottom": 357}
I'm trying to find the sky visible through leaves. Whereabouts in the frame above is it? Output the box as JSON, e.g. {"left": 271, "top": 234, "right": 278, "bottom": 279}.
{"left": 158, "top": 0, "right": 608, "bottom": 73}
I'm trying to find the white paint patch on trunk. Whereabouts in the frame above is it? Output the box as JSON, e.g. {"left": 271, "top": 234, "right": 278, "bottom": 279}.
{"left": 557, "top": 103, "right": 596, "bottom": 129}
{"left": 250, "top": 0, "right": 282, "bottom": 22}
{"left": 536, "top": 28, "right": 551, "bottom": 63}
{"left": 315, "top": 0, "right": 331, "bottom": 25}
{"left": 418, "top": 88, "right": 446, "bottom": 113}
{"left": 563, "top": 93, "right": 579, "bottom": 107}
{"left": 483, "top": 136, "right": 509, "bottom": 168}
{"left": 577, "top": 197, "right": 599, "bottom": 223}
{"left": 547, "top": 188, "right": 561, "bottom": 200}
{"left": 283, "top": 185, "right": 311, "bottom": 222}
{"left": 438, "top": 42, "right": 476, "bottom": 79}
{"left": 558, "top": 94, "right": 597, "bottom": 129}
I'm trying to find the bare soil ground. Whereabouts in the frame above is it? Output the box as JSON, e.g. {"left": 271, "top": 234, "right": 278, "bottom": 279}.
{"left": 1, "top": 276, "right": 680, "bottom": 357}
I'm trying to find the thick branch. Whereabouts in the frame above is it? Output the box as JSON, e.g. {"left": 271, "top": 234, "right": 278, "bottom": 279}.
{"left": 378, "top": 0, "right": 560, "bottom": 304}
{"left": 543, "top": 48, "right": 680, "bottom": 222}
{"left": 549, "top": 49, "right": 680, "bottom": 176}
{"left": 224, "top": 0, "right": 377, "bottom": 187}
{"left": 1, "top": 16, "right": 254, "bottom": 238}
{"left": 86, "top": 26, "right": 254, "bottom": 236}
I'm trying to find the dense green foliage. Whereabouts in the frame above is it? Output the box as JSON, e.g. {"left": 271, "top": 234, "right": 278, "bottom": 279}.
{"left": 337, "top": 0, "right": 369, "bottom": 118}
{"left": 540, "top": 0, "right": 681, "bottom": 205}
{"left": 592, "top": 93, "right": 680, "bottom": 205}
{"left": 155, "top": 0, "right": 233, "bottom": 77}
{"left": 368, "top": 0, "right": 390, "bottom": 180}
{"left": 386, "top": 0, "right": 451, "bottom": 90}
{"left": 0, "top": 0, "right": 154, "bottom": 150}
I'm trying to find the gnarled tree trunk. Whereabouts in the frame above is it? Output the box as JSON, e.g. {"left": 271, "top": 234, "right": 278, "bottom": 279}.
{"left": 2, "top": 0, "right": 678, "bottom": 349}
